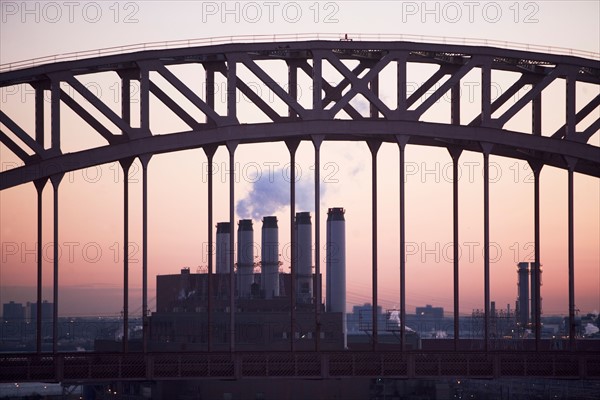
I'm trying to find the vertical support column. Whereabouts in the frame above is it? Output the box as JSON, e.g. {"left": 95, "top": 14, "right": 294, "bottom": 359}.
{"left": 205, "top": 67, "right": 216, "bottom": 351}
{"left": 34, "top": 83, "right": 46, "bottom": 353}
{"left": 565, "top": 74, "right": 576, "bottom": 138}
{"left": 367, "top": 140, "right": 381, "bottom": 350}
{"left": 202, "top": 63, "right": 217, "bottom": 126}
{"left": 204, "top": 146, "right": 217, "bottom": 351}
{"left": 206, "top": 66, "right": 215, "bottom": 111}
{"left": 50, "top": 78, "right": 60, "bottom": 151}
{"left": 226, "top": 141, "right": 238, "bottom": 352}
{"left": 287, "top": 140, "right": 300, "bottom": 351}
{"left": 313, "top": 55, "right": 322, "bottom": 117}
{"left": 481, "top": 143, "right": 494, "bottom": 351}
{"left": 481, "top": 62, "right": 491, "bottom": 126}
{"left": 288, "top": 140, "right": 300, "bottom": 349}
{"left": 565, "top": 157, "right": 577, "bottom": 349}
{"left": 120, "top": 158, "right": 134, "bottom": 353}
{"left": 121, "top": 76, "right": 131, "bottom": 128}
{"left": 50, "top": 174, "right": 63, "bottom": 355}
{"left": 451, "top": 83, "right": 461, "bottom": 126}
{"left": 370, "top": 71, "right": 379, "bottom": 118}
{"left": 35, "top": 84, "right": 45, "bottom": 146}
{"left": 34, "top": 179, "right": 47, "bottom": 353}
{"left": 532, "top": 93, "right": 542, "bottom": 136}
{"left": 450, "top": 82, "right": 462, "bottom": 350}
{"left": 448, "top": 148, "right": 462, "bottom": 350}
{"left": 139, "top": 68, "right": 150, "bottom": 132}
{"left": 397, "top": 54, "right": 407, "bottom": 115}
{"left": 312, "top": 135, "right": 324, "bottom": 351}
{"left": 288, "top": 62, "right": 298, "bottom": 119}
{"left": 531, "top": 162, "right": 543, "bottom": 350}
{"left": 288, "top": 63, "right": 300, "bottom": 351}
{"left": 396, "top": 135, "right": 409, "bottom": 350}
{"left": 50, "top": 76, "right": 62, "bottom": 355}
{"left": 139, "top": 155, "right": 152, "bottom": 353}
{"left": 227, "top": 59, "right": 237, "bottom": 122}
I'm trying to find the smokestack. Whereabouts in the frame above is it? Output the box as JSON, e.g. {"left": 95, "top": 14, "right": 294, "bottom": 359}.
{"left": 261, "top": 216, "right": 279, "bottom": 299}
{"left": 530, "top": 261, "right": 542, "bottom": 327}
{"left": 237, "top": 219, "right": 254, "bottom": 298}
{"left": 216, "top": 222, "right": 231, "bottom": 274}
{"left": 326, "top": 207, "right": 346, "bottom": 348}
{"left": 517, "top": 262, "right": 529, "bottom": 328}
{"left": 295, "top": 212, "right": 313, "bottom": 304}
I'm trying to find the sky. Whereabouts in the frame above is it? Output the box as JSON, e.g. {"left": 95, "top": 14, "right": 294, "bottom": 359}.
{"left": 0, "top": 1, "right": 599, "bottom": 319}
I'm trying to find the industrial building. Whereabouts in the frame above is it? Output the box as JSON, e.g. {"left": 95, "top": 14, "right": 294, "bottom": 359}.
{"left": 148, "top": 208, "right": 349, "bottom": 351}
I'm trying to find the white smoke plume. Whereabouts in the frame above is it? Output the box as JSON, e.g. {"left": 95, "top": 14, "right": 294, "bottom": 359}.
{"left": 237, "top": 168, "right": 325, "bottom": 220}
{"left": 584, "top": 323, "right": 599, "bottom": 336}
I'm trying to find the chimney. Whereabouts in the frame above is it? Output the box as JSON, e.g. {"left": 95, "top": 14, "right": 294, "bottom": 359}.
{"left": 261, "top": 216, "right": 279, "bottom": 299}
{"left": 530, "top": 261, "right": 542, "bottom": 328}
{"left": 237, "top": 219, "right": 254, "bottom": 298}
{"left": 295, "top": 212, "right": 313, "bottom": 304}
{"left": 517, "top": 262, "right": 529, "bottom": 328}
{"left": 326, "top": 207, "right": 346, "bottom": 348}
{"left": 216, "top": 222, "right": 231, "bottom": 274}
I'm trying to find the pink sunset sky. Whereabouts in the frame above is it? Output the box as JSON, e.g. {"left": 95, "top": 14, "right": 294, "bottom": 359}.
{"left": 1, "top": 1, "right": 599, "bottom": 318}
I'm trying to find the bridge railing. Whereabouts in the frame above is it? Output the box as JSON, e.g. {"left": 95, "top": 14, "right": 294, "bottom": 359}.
{"left": 1, "top": 33, "right": 599, "bottom": 73}
{"left": 1, "top": 351, "right": 598, "bottom": 382}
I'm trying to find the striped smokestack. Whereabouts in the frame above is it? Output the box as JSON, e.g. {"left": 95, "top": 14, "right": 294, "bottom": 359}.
{"left": 326, "top": 207, "right": 346, "bottom": 348}
{"left": 237, "top": 219, "right": 254, "bottom": 298}
{"left": 261, "top": 216, "right": 279, "bottom": 299}
{"left": 216, "top": 222, "right": 231, "bottom": 274}
{"left": 295, "top": 212, "right": 312, "bottom": 304}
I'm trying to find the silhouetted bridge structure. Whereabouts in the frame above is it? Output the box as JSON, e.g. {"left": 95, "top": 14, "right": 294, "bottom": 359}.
{"left": 1, "top": 34, "right": 599, "bottom": 382}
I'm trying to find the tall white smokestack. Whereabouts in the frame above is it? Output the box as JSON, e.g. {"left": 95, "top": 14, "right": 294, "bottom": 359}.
{"left": 295, "top": 212, "right": 312, "bottom": 304}
{"left": 326, "top": 207, "right": 346, "bottom": 348}
{"left": 216, "top": 222, "right": 231, "bottom": 274}
{"left": 517, "top": 262, "right": 529, "bottom": 328}
{"left": 530, "top": 261, "right": 542, "bottom": 328}
{"left": 261, "top": 216, "right": 279, "bottom": 299}
{"left": 237, "top": 219, "right": 254, "bottom": 298}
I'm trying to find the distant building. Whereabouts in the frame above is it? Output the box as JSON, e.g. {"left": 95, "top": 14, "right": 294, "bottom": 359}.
{"left": 26, "top": 300, "right": 53, "bottom": 323}
{"left": 416, "top": 305, "right": 444, "bottom": 319}
{"left": 347, "top": 303, "right": 385, "bottom": 333}
{"left": 2, "top": 301, "right": 24, "bottom": 321}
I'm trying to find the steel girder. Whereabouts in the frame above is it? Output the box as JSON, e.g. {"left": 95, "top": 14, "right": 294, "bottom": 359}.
{"left": 1, "top": 40, "right": 599, "bottom": 190}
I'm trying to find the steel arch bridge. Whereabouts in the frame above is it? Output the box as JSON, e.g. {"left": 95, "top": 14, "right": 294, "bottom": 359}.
{"left": 1, "top": 37, "right": 599, "bottom": 382}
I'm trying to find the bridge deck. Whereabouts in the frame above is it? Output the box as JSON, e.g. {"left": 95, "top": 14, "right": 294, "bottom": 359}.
{"left": 1, "top": 351, "right": 599, "bottom": 383}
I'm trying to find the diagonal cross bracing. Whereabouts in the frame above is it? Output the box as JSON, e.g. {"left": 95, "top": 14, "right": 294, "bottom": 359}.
{"left": 495, "top": 66, "right": 567, "bottom": 127}
{"left": 145, "top": 61, "right": 225, "bottom": 126}
{"left": 237, "top": 54, "right": 308, "bottom": 119}
{"left": 0, "top": 110, "right": 46, "bottom": 156}
{"left": 317, "top": 50, "right": 396, "bottom": 119}
{"left": 60, "top": 89, "right": 120, "bottom": 144}
{"left": 64, "top": 75, "right": 133, "bottom": 137}
{"left": 148, "top": 81, "right": 204, "bottom": 130}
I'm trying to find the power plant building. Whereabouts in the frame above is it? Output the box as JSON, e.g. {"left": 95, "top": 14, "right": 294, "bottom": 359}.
{"left": 149, "top": 212, "right": 347, "bottom": 351}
